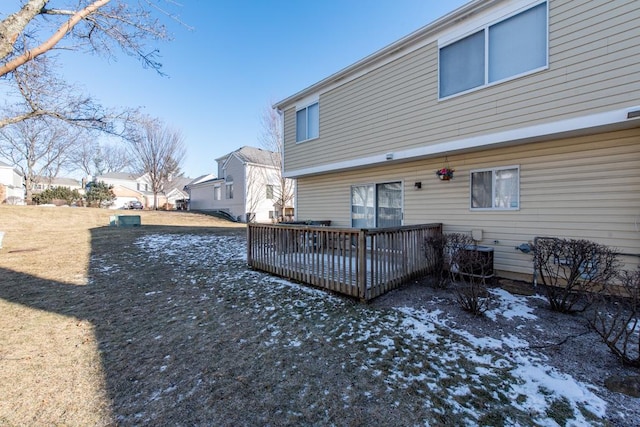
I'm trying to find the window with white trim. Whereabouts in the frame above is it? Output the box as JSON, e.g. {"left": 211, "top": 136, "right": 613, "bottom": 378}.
{"left": 351, "top": 182, "right": 403, "bottom": 228}
{"left": 266, "top": 184, "right": 274, "bottom": 200}
{"left": 214, "top": 185, "right": 221, "bottom": 201}
{"left": 470, "top": 166, "right": 519, "bottom": 210}
{"left": 225, "top": 183, "right": 233, "bottom": 199}
{"left": 439, "top": 2, "right": 547, "bottom": 98}
{"left": 296, "top": 102, "right": 319, "bottom": 142}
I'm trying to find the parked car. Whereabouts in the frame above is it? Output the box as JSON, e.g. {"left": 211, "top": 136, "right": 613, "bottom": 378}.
{"left": 129, "top": 201, "right": 143, "bottom": 210}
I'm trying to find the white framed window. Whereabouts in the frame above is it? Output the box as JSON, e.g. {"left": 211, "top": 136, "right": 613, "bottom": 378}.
{"left": 470, "top": 166, "right": 519, "bottom": 210}
{"left": 296, "top": 102, "right": 319, "bottom": 142}
{"left": 266, "top": 184, "right": 274, "bottom": 200}
{"left": 351, "top": 182, "right": 403, "bottom": 228}
{"left": 214, "top": 185, "right": 221, "bottom": 201}
{"left": 225, "top": 183, "right": 233, "bottom": 199}
{"left": 439, "top": 1, "right": 547, "bottom": 99}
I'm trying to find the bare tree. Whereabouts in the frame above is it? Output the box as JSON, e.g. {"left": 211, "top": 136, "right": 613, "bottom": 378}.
{"left": 0, "top": 0, "right": 176, "bottom": 77}
{"left": 0, "top": 56, "right": 133, "bottom": 131}
{"left": 244, "top": 163, "right": 265, "bottom": 222}
{"left": 128, "top": 117, "right": 185, "bottom": 209}
{"left": 72, "top": 137, "right": 130, "bottom": 177}
{"left": 0, "top": 117, "right": 80, "bottom": 202}
{"left": 259, "top": 103, "right": 295, "bottom": 221}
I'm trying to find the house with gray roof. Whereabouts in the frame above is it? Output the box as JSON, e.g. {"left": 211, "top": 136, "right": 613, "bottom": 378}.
{"left": 96, "top": 172, "right": 192, "bottom": 210}
{"left": 185, "top": 146, "right": 294, "bottom": 222}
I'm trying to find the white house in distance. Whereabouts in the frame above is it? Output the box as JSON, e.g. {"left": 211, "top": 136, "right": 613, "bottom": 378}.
{"left": 32, "top": 176, "right": 84, "bottom": 195}
{"left": 185, "top": 146, "right": 295, "bottom": 222}
{"left": 95, "top": 172, "right": 191, "bottom": 209}
{"left": 0, "top": 160, "right": 24, "bottom": 204}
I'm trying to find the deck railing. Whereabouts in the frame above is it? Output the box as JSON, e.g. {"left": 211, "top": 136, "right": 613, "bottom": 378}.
{"left": 247, "top": 223, "right": 443, "bottom": 301}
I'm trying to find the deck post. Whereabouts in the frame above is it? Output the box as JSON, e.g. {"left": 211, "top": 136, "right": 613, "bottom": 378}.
{"left": 246, "top": 224, "right": 252, "bottom": 267}
{"left": 358, "top": 229, "right": 367, "bottom": 300}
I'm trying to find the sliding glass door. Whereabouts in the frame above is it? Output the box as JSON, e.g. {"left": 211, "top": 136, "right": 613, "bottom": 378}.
{"left": 351, "top": 182, "right": 402, "bottom": 228}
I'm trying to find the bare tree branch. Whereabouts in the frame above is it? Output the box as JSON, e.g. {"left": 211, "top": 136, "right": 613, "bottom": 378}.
{"left": 0, "top": 56, "right": 138, "bottom": 135}
{"left": 127, "top": 117, "right": 185, "bottom": 209}
{"left": 1, "top": 0, "right": 179, "bottom": 77}
{"left": 0, "top": 0, "right": 112, "bottom": 77}
{"left": 0, "top": 116, "right": 81, "bottom": 202}
{"left": 0, "top": 0, "right": 47, "bottom": 61}
{"left": 259, "top": 102, "right": 295, "bottom": 221}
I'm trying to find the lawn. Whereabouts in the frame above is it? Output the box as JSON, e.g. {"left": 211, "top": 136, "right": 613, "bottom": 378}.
{"left": 0, "top": 205, "right": 635, "bottom": 426}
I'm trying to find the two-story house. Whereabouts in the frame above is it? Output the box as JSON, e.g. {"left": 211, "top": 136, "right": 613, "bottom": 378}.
{"left": 274, "top": 0, "right": 640, "bottom": 280}
{"left": 186, "top": 146, "right": 295, "bottom": 222}
{"left": 0, "top": 160, "right": 24, "bottom": 204}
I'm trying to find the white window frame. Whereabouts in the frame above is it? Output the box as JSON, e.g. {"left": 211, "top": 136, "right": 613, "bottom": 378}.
{"left": 214, "top": 185, "right": 221, "bottom": 201}
{"left": 265, "top": 184, "right": 274, "bottom": 200}
{"left": 470, "top": 165, "right": 520, "bottom": 211}
{"left": 295, "top": 101, "right": 319, "bottom": 143}
{"left": 439, "top": 1, "right": 548, "bottom": 100}
{"left": 225, "top": 183, "right": 233, "bottom": 199}
{"left": 351, "top": 181, "right": 404, "bottom": 228}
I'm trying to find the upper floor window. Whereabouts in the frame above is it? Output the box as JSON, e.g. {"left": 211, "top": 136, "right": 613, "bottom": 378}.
{"left": 470, "top": 166, "right": 519, "bottom": 210}
{"left": 265, "top": 184, "right": 274, "bottom": 200}
{"left": 226, "top": 183, "right": 233, "bottom": 199}
{"left": 439, "top": 2, "right": 547, "bottom": 99}
{"left": 296, "top": 102, "right": 319, "bottom": 142}
{"left": 214, "top": 185, "right": 221, "bottom": 201}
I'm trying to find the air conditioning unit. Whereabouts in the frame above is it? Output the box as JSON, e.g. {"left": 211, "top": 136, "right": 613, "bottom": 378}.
{"left": 450, "top": 245, "right": 494, "bottom": 279}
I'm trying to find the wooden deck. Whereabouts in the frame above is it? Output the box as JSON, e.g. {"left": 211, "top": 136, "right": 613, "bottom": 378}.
{"left": 247, "top": 223, "right": 442, "bottom": 301}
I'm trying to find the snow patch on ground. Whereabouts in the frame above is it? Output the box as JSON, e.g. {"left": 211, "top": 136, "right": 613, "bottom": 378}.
{"left": 95, "top": 233, "right": 612, "bottom": 425}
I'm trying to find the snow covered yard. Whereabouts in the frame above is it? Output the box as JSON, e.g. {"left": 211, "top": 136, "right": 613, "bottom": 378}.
{"left": 87, "top": 232, "right": 638, "bottom": 426}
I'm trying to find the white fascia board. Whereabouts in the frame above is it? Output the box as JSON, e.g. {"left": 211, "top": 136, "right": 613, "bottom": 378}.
{"left": 283, "top": 106, "right": 640, "bottom": 178}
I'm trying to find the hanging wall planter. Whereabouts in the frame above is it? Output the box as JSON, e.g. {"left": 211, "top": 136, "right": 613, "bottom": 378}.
{"left": 436, "top": 156, "right": 454, "bottom": 181}
{"left": 436, "top": 167, "right": 454, "bottom": 181}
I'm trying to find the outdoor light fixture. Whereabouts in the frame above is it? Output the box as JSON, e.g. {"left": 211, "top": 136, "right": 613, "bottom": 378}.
{"left": 414, "top": 181, "right": 422, "bottom": 189}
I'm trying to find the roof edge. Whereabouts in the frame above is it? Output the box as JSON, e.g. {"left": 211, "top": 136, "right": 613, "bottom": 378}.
{"left": 274, "top": 0, "right": 495, "bottom": 110}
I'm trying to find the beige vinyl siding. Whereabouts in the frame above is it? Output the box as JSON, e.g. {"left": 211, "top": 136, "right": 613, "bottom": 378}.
{"left": 295, "top": 129, "right": 640, "bottom": 277}
{"left": 283, "top": 0, "right": 640, "bottom": 173}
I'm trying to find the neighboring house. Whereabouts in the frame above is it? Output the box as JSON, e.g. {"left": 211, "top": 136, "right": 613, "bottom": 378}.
{"left": 32, "top": 176, "right": 84, "bottom": 194}
{"left": 183, "top": 174, "right": 217, "bottom": 211}
{"left": 0, "top": 160, "right": 24, "bottom": 204}
{"left": 95, "top": 172, "right": 151, "bottom": 209}
{"left": 274, "top": 0, "right": 640, "bottom": 280}
{"left": 163, "top": 176, "right": 192, "bottom": 209}
{"left": 96, "top": 172, "right": 192, "bottom": 210}
{"left": 185, "top": 146, "right": 295, "bottom": 222}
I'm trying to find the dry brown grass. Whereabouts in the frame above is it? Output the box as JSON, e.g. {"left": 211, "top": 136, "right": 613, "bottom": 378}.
{"left": 0, "top": 206, "right": 244, "bottom": 426}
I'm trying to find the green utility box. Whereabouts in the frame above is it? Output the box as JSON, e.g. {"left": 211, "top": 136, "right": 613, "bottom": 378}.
{"left": 109, "top": 215, "right": 141, "bottom": 227}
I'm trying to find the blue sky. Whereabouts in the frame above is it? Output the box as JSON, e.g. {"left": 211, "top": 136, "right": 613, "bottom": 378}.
{"left": 57, "top": 0, "right": 469, "bottom": 178}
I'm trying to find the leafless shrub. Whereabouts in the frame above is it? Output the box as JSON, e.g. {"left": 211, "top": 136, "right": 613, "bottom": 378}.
{"left": 424, "top": 233, "right": 450, "bottom": 289}
{"left": 587, "top": 268, "right": 640, "bottom": 367}
{"left": 448, "top": 233, "right": 493, "bottom": 316}
{"left": 533, "top": 238, "right": 619, "bottom": 313}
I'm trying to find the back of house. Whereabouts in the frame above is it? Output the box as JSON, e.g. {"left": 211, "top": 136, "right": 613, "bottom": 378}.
{"left": 275, "top": 0, "right": 640, "bottom": 280}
